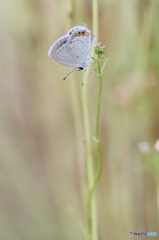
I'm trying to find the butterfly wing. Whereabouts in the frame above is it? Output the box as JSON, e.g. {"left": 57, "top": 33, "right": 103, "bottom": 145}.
{"left": 48, "top": 35, "right": 79, "bottom": 67}
{"left": 48, "top": 26, "right": 95, "bottom": 68}
{"left": 66, "top": 26, "right": 95, "bottom": 67}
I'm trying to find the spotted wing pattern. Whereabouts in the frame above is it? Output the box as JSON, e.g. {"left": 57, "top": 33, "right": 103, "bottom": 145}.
{"left": 48, "top": 26, "right": 95, "bottom": 68}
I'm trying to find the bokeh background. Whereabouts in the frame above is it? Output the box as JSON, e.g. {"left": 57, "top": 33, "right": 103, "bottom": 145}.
{"left": 0, "top": 0, "right": 159, "bottom": 239}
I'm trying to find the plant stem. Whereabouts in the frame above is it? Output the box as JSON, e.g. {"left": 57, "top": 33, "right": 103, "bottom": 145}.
{"left": 82, "top": 69, "right": 97, "bottom": 240}
{"left": 95, "top": 62, "right": 102, "bottom": 138}
{"left": 92, "top": 0, "right": 98, "bottom": 42}
{"left": 86, "top": 61, "right": 103, "bottom": 240}
{"left": 94, "top": 61, "right": 103, "bottom": 196}
{"left": 85, "top": 1, "right": 103, "bottom": 240}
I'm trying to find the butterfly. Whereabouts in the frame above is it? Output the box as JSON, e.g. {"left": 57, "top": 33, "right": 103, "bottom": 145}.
{"left": 48, "top": 25, "right": 95, "bottom": 71}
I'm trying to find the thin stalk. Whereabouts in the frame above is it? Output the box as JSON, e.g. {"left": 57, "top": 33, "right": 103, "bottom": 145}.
{"left": 95, "top": 62, "right": 102, "bottom": 138}
{"left": 85, "top": 0, "right": 101, "bottom": 240}
{"left": 82, "top": 69, "right": 97, "bottom": 240}
{"left": 92, "top": 0, "right": 98, "bottom": 41}
{"left": 86, "top": 61, "right": 103, "bottom": 240}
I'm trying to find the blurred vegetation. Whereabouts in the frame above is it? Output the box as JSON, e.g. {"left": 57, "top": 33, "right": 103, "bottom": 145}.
{"left": 0, "top": 0, "right": 159, "bottom": 239}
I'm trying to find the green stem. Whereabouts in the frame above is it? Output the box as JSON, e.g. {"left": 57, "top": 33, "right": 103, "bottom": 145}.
{"left": 82, "top": 70, "right": 97, "bottom": 240}
{"left": 87, "top": 61, "right": 103, "bottom": 240}
{"left": 85, "top": 0, "right": 102, "bottom": 239}
{"left": 92, "top": 0, "right": 98, "bottom": 41}
{"left": 96, "top": 62, "right": 103, "bottom": 138}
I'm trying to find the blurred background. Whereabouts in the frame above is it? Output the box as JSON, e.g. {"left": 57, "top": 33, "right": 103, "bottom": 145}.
{"left": 0, "top": 0, "right": 159, "bottom": 239}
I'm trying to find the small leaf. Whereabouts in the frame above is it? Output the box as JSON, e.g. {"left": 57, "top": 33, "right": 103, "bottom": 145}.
{"left": 66, "top": 205, "right": 87, "bottom": 239}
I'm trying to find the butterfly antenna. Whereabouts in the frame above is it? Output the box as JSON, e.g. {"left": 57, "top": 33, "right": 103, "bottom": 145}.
{"left": 63, "top": 68, "right": 78, "bottom": 80}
